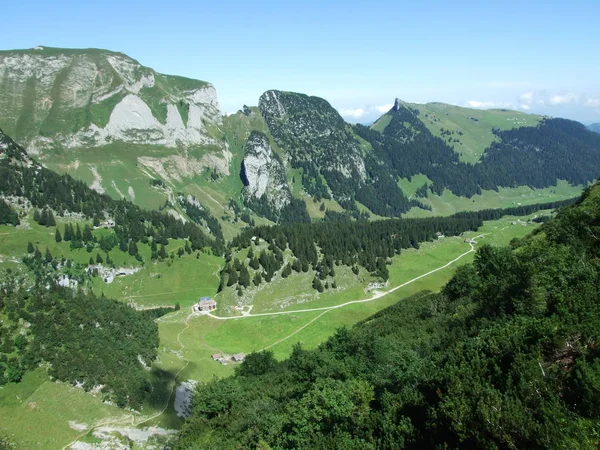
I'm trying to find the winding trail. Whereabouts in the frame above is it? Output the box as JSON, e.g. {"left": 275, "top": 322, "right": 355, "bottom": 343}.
{"left": 206, "top": 235, "right": 487, "bottom": 321}
{"left": 260, "top": 310, "right": 332, "bottom": 351}
{"left": 62, "top": 235, "right": 485, "bottom": 448}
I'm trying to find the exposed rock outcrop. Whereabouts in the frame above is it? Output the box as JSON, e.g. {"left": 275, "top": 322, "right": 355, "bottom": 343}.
{"left": 241, "top": 131, "right": 290, "bottom": 211}
{"left": 0, "top": 47, "right": 223, "bottom": 151}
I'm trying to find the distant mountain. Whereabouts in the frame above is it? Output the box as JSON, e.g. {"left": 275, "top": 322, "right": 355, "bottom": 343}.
{"left": 1, "top": 47, "right": 598, "bottom": 227}
{"left": 588, "top": 123, "right": 600, "bottom": 133}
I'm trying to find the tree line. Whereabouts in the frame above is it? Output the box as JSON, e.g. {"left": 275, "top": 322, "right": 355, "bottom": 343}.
{"left": 173, "top": 181, "right": 600, "bottom": 449}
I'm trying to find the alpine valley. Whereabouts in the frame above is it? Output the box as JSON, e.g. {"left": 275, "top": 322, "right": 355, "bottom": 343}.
{"left": 0, "top": 46, "right": 599, "bottom": 449}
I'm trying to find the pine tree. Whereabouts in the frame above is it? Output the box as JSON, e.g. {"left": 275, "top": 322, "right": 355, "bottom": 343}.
{"left": 96, "top": 253, "right": 104, "bottom": 264}
{"left": 33, "top": 209, "right": 41, "bottom": 224}
{"left": 55, "top": 228, "right": 62, "bottom": 243}
{"left": 45, "top": 209, "right": 56, "bottom": 227}
{"left": 128, "top": 241, "right": 138, "bottom": 256}
{"left": 253, "top": 272, "right": 262, "bottom": 286}
{"left": 292, "top": 259, "right": 302, "bottom": 272}
{"left": 27, "top": 242, "right": 34, "bottom": 254}
{"left": 282, "top": 263, "right": 292, "bottom": 278}
{"left": 227, "top": 267, "right": 239, "bottom": 286}
{"left": 45, "top": 247, "right": 53, "bottom": 263}
{"left": 159, "top": 244, "right": 167, "bottom": 259}
{"left": 63, "top": 223, "right": 72, "bottom": 241}
{"left": 239, "top": 264, "right": 251, "bottom": 288}
{"left": 89, "top": 256, "right": 95, "bottom": 265}
{"left": 83, "top": 224, "right": 93, "bottom": 241}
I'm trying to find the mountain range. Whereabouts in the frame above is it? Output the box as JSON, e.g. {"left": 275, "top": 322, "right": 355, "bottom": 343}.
{"left": 1, "top": 46, "right": 599, "bottom": 234}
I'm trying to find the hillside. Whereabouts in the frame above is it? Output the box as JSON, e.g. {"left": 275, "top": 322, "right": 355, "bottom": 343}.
{"left": 588, "top": 122, "right": 600, "bottom": 133}
{"left": 0, "top": 47, "right": 595, "bottom": 226}
{"left": 175, "top": 181, "right": 600, "bottom": 449}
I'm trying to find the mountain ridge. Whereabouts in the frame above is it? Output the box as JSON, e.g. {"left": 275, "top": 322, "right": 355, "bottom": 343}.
{"left": 0, "top": 46, "right": 596, "bottom": 227}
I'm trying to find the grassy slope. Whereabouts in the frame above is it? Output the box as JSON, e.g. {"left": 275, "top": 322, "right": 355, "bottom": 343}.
{"left": 371, "top": 104, "right": 542, "bottom": 164}
{"left": 0, "top": 210, "right": 546, "bottom": 448}
{"left": 0, "top": 370, "right": 126, "bottom": 450}
{"left": 399, "top": 178, "right": 583, "bottom": 218}
{"left": 409, "top": 102, "right": 543, "bottom": 163}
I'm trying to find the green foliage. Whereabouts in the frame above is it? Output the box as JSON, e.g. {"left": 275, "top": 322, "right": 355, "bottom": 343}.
{"left": 0, "top": 283, "right": 159, "bottom": 409}
{"left": 0, "top": 201, "right": 19, "bottom": 226}
{"left": 176, "top": 182, "right": 600, "bottom": 449}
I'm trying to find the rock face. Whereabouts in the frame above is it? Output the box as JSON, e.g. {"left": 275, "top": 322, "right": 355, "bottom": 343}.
{"left": 241, "top": 131, "right": 290, "bottom": 210}
{"left": 0, "top": 47, "right": 223, "bottom": 152}
{"left": 259, "top": 90, "right": 366, "bottom": 180}
{"left": 258, "top": 90, "right": 367, "bottom": 202}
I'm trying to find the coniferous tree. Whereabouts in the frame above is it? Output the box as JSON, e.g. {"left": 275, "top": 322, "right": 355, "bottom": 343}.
{"left": 27, "top": 242, "right": 34, "bottom": 254}
{"left": 158, "top": 244, "right": 167, "bottom": 259}
{"left": 239, "top": 264, "right": 251, "bottom": 288}
{"left": 45, "top": 209, "right": 56, "bottom": 227}
{"left": 55, "top": 228, "right": 62, "bottom": 243}
{"left": 83, "top": 224, "right": 93, "bottom": 241}
{"left": 227, "top": 266, "right": 239, "bottom": 287}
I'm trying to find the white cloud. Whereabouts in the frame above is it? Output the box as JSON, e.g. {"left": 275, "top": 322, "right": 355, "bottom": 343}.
{"left": 338, "top": 104, "right": 394, "bottom": 121}
{"left": 376, "top": 103, "right": 394, "bottom": 113}
{"left": 548, "top": 93, "right": 579, "bottom": 105}
{"left": 465, "top": 100, "right": 513, "bottom": 109}
{"left": 519, "top": 92, "right": 534, "bottom": 106}
{"left": 466, "top": 100, "right": 499, "bottom": 108}
{"left": 339, "top": 108, "right": 366, "bottom": 118}
{"left": 584, "top": 97, "right": 600, "bottom": 108}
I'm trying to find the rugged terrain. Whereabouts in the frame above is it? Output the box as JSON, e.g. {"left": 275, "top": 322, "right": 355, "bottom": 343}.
{"left": 0, "top": 47, "right": 596, "bottom": 227}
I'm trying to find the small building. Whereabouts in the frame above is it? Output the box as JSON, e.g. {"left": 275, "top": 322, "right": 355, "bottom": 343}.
{"left": 102, "top": 219, "right": 115, "bottom": 229}
{"left": 233, "top": 353, "right": 246, "bottom": 362}
{"left": 464, "top": 238, "right": 476, "bottom": 244}
{"left": 193, "top": 297, "right": 217, "bottom": 312}
{"left": 211, "top": 353, "right": 222, "bottom": 360}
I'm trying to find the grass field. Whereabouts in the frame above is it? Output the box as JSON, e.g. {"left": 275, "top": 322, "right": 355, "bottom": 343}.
{"left": 369, "top": 103, "right": 542, "bottom": 163}
{"left": 0, "top": 211, "right": 548, "bottom": 449}
{"left": 401, "top": 179, "right": 582, "bottom": 218}
{"left": 410, "top": 102, "right": 542, "bottom": 163}
{"left": 0, "top": 370, "right": 126, "bottom": 449}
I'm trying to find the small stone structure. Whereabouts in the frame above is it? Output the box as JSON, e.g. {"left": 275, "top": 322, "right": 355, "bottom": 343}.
{"left": 193, "top": 297, "right": 217, "bottom": 312}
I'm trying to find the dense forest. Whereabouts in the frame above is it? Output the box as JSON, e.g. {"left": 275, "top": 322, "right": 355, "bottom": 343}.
{"left": 220, "top": 198, "right": 577, "bottom": 293}
{"left": 258, "top": 91, "right": 426, "bottom": 216}
{"left": 0, "top": 128, "right": 224, "bottom": 256}
{"left": 355, "top": 106, "right": 600, "bottom": 199}
{"left": 0, "top": 281, "right": 160, "bottom": 409}
{"left": 174, "top": 182, "right": 600, "bottom": 449}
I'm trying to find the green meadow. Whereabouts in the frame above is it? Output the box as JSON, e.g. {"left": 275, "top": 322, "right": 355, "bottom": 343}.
{"left": 0, "top": 210, "right": 549, "bottom": 449}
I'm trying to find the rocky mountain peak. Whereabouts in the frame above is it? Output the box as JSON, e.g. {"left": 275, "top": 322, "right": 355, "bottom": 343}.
{"left": 0, "top": 47, "right": 223, "bottom": 152}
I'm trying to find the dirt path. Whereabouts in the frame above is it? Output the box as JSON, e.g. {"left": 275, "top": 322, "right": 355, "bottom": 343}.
{"left": 206, "top": 235, "right": 486, "bottom": 321}
{"left": 260, "top": 310, "right": 331, "bottom": 351}
{"left": 62, "top": 235, "right": 486, "bottom": 448}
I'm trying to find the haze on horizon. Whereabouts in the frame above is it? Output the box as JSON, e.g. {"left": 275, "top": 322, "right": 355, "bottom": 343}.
{"left": 2, "top": 0, "right": 599, "bottom": 124}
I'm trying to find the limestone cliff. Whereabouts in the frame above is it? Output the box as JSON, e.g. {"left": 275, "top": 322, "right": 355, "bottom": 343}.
{"left": 241, "top": 131, "right": 291, "bottom": 211}
{"left": 0, "top": 47, "right": 223, "bottom": 153}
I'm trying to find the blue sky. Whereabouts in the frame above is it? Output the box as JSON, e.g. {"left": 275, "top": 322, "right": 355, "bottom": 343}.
{"left": 2, "top": 0, "right": 600, "bottom": 123}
